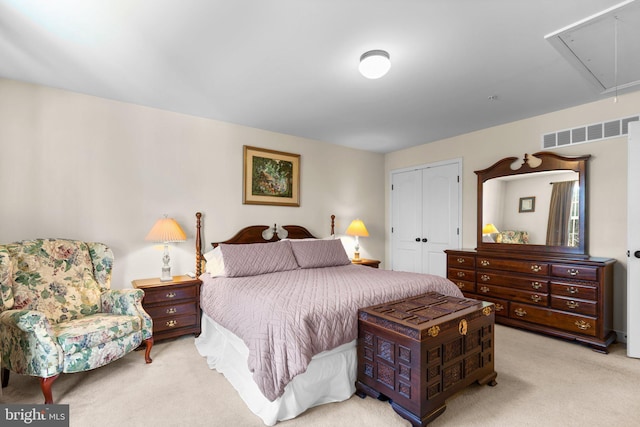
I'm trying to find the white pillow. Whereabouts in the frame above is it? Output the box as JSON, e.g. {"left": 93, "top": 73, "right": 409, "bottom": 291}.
{"left": 204, "top": 247, "right": 226, "bottom": 277}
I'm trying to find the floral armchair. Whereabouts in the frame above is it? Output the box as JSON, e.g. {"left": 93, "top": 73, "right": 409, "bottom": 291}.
{"left": 0, "top": 239, "right": 153, "bottom": 403}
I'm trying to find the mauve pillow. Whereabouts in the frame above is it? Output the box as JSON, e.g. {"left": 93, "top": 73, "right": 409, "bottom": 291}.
{"left": 218, "top": 240, "right": 299, "bottom": 277}
{"left": 290, "top": 239, "right": 351, "bottom": 268}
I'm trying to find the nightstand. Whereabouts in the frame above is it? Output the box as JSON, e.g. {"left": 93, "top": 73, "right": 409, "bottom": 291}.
{"left": 132, "top": 275, "right": 202, "bottom": 342}
{"left": 351, "top": 258, "right": 381, "bottom": 268}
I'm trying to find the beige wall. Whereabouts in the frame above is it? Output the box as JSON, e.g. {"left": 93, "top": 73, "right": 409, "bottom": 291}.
{"left": 385, "top": 90, "right": 640, "bottom": 337}
{"left": 0, "top": 78, "right": 385, "bottom": 288}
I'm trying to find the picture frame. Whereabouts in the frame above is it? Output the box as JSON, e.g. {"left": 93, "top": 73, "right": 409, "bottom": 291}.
{"left": 243, "top": 145, "right": 300, "bottom": 207}
{"left": 519, "top": 196, "right": 535, "bottom": 213}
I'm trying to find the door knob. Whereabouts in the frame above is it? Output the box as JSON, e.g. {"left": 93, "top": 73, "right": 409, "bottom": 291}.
{"left": 422, "top": 238, "right": 428, "bottom": 242}
{"left": 635, "top": 250, "right": 640, "bottom": 258}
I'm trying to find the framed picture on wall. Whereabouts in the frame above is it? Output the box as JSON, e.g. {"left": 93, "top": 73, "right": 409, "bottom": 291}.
{"left": 243, "top": 145, "right": 300, "bottom": 207}
{"left": 519, "top": 196, "right": 535, "bottom": 213}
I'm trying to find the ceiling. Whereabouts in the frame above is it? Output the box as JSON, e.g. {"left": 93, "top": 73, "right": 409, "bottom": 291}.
{"left": 1, "top": 0, "right": 638, "bottom": 153}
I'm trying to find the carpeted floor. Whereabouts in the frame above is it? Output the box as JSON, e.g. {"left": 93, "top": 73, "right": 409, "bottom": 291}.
{"left": 2, "top": 325, "right": 639, "bottom": 427}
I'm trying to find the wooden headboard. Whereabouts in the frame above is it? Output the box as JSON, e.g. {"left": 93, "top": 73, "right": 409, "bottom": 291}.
{"left": 195, "top": 213, "right": 336, "bottom": 276}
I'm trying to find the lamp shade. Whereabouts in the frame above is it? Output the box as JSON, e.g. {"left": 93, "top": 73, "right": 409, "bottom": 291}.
{"left": 145, "top": 217, "right": 187, "bottom": 243}
{"left": 482, "top": 223, "right": 499, "bottom": 234}
{"left": 359, "top": 50, "right": 391, "bottom": 79}
{"left": 346, "top": 219, "right": 370, "bottom": 237}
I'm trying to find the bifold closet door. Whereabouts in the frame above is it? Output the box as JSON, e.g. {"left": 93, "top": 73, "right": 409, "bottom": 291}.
{"left": 628, "top": 121, "right": 640, "bottom": 358}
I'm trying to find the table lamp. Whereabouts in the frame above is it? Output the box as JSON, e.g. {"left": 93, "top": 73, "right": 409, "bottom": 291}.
{"left": 482, "top": 223, "right": 499, "bottom": 242}
{"left": 346, "top": 219, "right": 369, "bottom": 261}
{"left": 146, "top": 216, "right": 187, "bottom": 281}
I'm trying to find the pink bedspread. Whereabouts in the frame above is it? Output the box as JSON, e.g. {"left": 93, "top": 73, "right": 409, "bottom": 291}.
{"left": 199, "top": 264, "right": 462, "bottom": 401}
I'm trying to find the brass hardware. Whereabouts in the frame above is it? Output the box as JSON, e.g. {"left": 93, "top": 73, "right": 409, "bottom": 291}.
{"left": 531, "top": 282, "right": 542, "bottom": 290}
{"left": 456, "top": 271, "right": 466, "bottom": 278}
{"left": 482, "top": 306, "right": 492, "bottom": 316}
{"left": 530, "top": 264, "right": 542, "bottom": 272}
{"left": 456, "top": 258, "right": 466, "bottom": 264}
{"left": 568, "top": 286, "right": 578, "bottom": 294}
{"left": 166, "top": 320, "right": 178, "bottom": 328}
{"left": 480, "top": 260, "right": 490, "bottom": 267}
{"left": 495, "top": 304, "right": 505, "bottom": 312}
{"left": 568, "top": 269, "right": 579, "bottom": 276}
{"left": 166, "top": 292, "right": 176, "bottom": 298}
{"left": 456, "top": 282, "right": 465, "bottom": 289}
{"left": 166, "top": 307, "right": 177, "bottom": 314}
{"left": 574, "top": 320, "right": 591, "bottom": 330}
{"left": 480, "top": 286, "right": 490, "bottom": 293}
{"left": 566, "top": 300, "right": 580, "bottom": 309}
{"left": 480, "top": 274, "right": 490, "bottom": 282}
{"left": 515, "top": 308, "right": 527, "bottom": 317}
{"left": 458, "top": 319, "right": 468, "bottom": 335}
{"left": 531, "top": 294, "right": 542, "bottom": 303}
{"left": 427, "top": 325, "right": 440, "bottom": 337}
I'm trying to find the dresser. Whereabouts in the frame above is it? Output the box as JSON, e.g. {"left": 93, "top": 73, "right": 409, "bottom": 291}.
{"left": 446, "top": 249, "right": 615, "bottom": 352}
{"left": 132, "top": 275, "right": 202, "bottom": 342}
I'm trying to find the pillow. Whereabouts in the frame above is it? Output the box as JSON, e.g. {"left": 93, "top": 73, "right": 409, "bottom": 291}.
{"left": 204, "top": 247, "right": 226, "bottom": 277}
{"left": 290, "top": 239, "right": 351, "bottom": 269}
{"left": 218, "top": 240, "right": 299, "bottom": 277}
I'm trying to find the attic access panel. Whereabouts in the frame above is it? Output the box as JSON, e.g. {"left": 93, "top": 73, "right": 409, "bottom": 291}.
{"left": 546, "top": 0, "right": 640, "bottom": 94}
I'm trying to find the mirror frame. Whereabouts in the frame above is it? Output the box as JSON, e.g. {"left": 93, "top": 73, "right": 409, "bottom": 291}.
{"left": 476, "top": 151, "right": 590, "bottom": 258}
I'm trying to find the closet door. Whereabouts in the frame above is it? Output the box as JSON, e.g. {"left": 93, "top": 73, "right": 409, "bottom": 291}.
{"left": 391, "top": 160, "right": 461, "bottom": 275}
{"left": 628, "top": 121, "right": 640, "bottom": 358}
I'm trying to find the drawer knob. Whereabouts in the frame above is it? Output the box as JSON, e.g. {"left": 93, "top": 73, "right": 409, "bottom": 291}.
{"left": 166, "top": 292, "right": 176, "bottom": 298}
{"left": 480, "top": 286, "right": 490, "bottom": 293}
{"left": 574, "top": 320, "right": 591, "bottom": 330}
{"left": 480, "top": 260, "right": 490, "bottom": 267}
{"left": 456, "top": 271, "right": 466, "bottom": 278}
{"left": 166, "top": 307, "right": 177, "bottom": 314}
{"left": 456, "top": 282, "right": 465, "bottom": 290}
{"left": 568, "top": 268, "right": 579, "bottom": 276}
{"left": 531, "top": 282, "right": 542, "bottom": 290}
{"left": 530, "top": 264, "right": 542, "bottom": 272}
{"left": 480, "top": 274, "right": 490, "bottom": 282}
{"left": 495, "top": 303, "right": 505, "bottom": 312}
{"left": 566, "top": 300, "right": 580, "bottom": 309}
{"left": 568, "top": 286, "right": 578, "bottom": 294}
{"left": 456, "top": 258, "right": 466, "bottom": 264}
{"left": 531, "top": 294, "right": 542, "bottom": 303}
{"left": 514, "top": 308, "right": 527, "bottom": 317}
{"left": 166, "top": 320, "right": 178, "bottom": 328}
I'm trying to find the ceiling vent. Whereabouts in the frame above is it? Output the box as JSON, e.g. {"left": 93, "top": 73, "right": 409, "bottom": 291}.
{"left": 542, "top": 114, "right": 639, "bottom": 148}
{"left": 545, "top": 0, "right": 640, "bottom": 95}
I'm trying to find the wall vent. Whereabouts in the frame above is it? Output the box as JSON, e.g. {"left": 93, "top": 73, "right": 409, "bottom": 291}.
{"left": 542, "top": 114, "right": 639, "bottom": 149}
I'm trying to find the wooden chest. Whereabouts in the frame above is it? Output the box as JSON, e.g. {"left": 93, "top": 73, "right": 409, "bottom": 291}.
{"left": 356, "top": 292, "right": 497, "bottom": 427}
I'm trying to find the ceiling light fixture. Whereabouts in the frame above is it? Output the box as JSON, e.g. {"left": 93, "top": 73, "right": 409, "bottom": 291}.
{"left": 359, "top": 50, "right": 391, "bottom": 79}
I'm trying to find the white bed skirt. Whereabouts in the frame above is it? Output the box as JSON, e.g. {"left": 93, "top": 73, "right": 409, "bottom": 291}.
{"left": 195, "top": 313, "right": 357, "bottom": 426}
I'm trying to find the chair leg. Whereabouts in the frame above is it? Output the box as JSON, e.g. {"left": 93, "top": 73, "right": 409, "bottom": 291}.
{"left": 1, "top": 367, "right": 9, "bottom": 388}
{"left": 143, "top": 338, "right": 154, "bottom": 363}
{"left": 39, "top": 374, "right": 59, "bottom": 404}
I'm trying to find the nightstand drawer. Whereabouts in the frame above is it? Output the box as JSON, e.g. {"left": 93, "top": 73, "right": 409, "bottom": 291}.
{"left": 142, "top": 285, "right": 198, "bottom": 304}
{"left": 153, "top": 314, "right": 199, "bottom": 333}
{"left": 145, "top": 301, "right": 198, "bottom": 319}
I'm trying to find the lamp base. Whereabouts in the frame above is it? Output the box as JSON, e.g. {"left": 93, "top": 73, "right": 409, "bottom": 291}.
{"left": 353, "top": 252, "right": 361, "bottom": 260}
{"left": 160, "top": 267, "right": 172, "bottom": 281}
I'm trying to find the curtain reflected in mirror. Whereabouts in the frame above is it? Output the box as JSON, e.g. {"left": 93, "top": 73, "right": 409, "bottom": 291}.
{"left": 546, "top": 181, "right": 578, "bottom": 246}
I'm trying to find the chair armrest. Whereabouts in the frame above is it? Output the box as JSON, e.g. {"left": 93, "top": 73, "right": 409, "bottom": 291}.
{"left": 0, "top": 310, "right": 63, "bottom": 377}
{"left": 101, "top": 289, "right": 153, "bottom": 340}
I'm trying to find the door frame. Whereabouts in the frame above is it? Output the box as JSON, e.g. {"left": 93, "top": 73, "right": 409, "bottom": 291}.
{"left": 389, "top": 157, "right": 463, "bottom": 272}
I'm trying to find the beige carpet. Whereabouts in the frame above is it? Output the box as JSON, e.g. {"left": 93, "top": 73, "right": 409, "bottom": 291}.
{"left": 2, "top": 325, "right": 640, "bottom": 427}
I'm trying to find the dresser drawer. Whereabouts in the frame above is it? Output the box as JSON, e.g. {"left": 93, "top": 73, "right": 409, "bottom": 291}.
{"left": 144, "top": 301, "right": 198, "bottom": 319}
{"left": 448, "top": 268, "right": 474, "bottom": 282}
{"left": 152, "top": 313, "right": 198, "bottom": 333}
{"left": 551, "top": 264, "right": 598, "bottom": 281}
{"left": 550, "top": 296, "right": 597, "bottom": 316}
{"left": 447, "top": 254, "right": 475, "bottom": 269}
{"left": 477, "top": 271, "right": 548, "bottom": 292}
{"left": 142, "top": 285, "right": 198, "bottom": 304}
{"left": 473, "top": 295, "right": 509, "bottom": 318}
{"left": 550, "top": 282, "right": 597, "bottom": 300}
{"left": 510, "top": 303, "right": 597, "bottom": 337}
{"left": 450, "top": 278, "right": 475, "bottom": 292}
{"left": 476, "top": 284, "right": 548, "bottom": 306}
{"left": 477, "top": 257, "right": 548, "bottom": 276}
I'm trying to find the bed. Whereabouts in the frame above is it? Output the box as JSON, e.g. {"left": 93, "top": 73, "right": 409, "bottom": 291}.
{"left": 193, "top": 213, "right": 463, "bottom": 425}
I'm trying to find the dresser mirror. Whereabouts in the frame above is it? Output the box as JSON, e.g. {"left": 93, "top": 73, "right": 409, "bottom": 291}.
{"left": 476, "top": 151, "right": 590, "bottom": 257}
